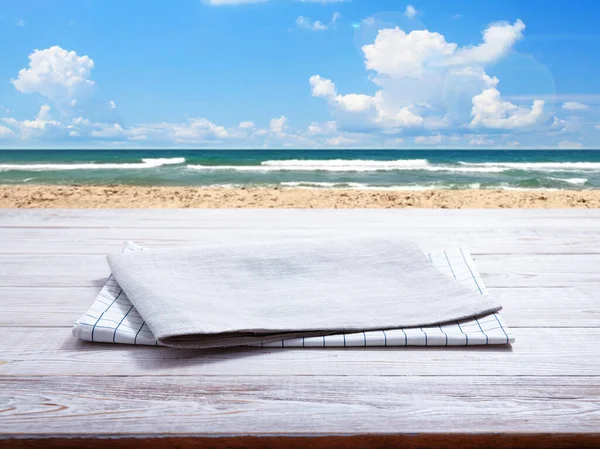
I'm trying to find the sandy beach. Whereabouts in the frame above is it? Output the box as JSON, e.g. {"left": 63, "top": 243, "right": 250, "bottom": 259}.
{"left": 1, "top": 185, "right": 599, "bottom": 208}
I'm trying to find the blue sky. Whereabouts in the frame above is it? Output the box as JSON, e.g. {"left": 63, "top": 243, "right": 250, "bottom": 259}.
{"left": 1, "top": 0, "right": 599, "bottom": 148}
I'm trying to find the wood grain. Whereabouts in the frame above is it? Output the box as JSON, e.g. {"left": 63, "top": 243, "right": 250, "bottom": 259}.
{"left": 3, "top": 226, "right": 600, "bottom": 255}
{"left": 1, "top": 327, "right": 599, "bottom": 377}
{"left": 1, "top": 208, "right": 599, "bottom": 443}
{"left": 1, "top": 208, "right": 599, "bottom": 229}
{"left": 1, "top": 376, "right": 600, "bottom": 435}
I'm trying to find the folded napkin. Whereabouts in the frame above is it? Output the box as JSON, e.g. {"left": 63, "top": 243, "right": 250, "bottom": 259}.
{"left": 92, "top": 236, "right": 503, "bottom": 349}
{"left": 73, "top": 241, "right": 513, "bottom": 348}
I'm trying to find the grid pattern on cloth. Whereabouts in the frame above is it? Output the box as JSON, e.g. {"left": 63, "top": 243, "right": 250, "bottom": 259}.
{"left": 72, "top": 242, "right": 514, "bottom": 347}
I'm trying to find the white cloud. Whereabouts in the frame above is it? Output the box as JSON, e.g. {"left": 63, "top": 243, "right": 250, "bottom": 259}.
{"left": 562, "top": 101, "right": 588, "bottom": 111}
{"left": 0, "top": 126, "right": 16, "bottom": 138}
{"left": 72, "top": 116, "right": 91, "bottom": 126}
{"left": 11, "top": 46, "right": 95, "bottom": 108}
{"left": 171, "top": 118, "right": 229, "bottom": 141}
{"left": 444, "top": 20, "right": 525, "bottom": 66}
{"left": 307, "top": 121, "right": 337, "bottom": 135}
{"left": 558, "top": 140, "right": 583, "bottom": 149}
{"left": 404, "top": 5, "right": 417, "bottom": 19}
{"left": 386, "top": 137, "right": 405, "bottom": 146}
{"left": 310, "top": 75, "right": 399, "bottom": 119}
{"left": 269, "top": 116, "right": 288, "bottom": 134}
{"left": 469, "top": 136, "right": 492, "bottom": 146}
{"left": 362, "top": 19, "right": 524, "bottom": 79}
{"left": 470, "top": 88, "right": 544, "bottom": 129}
{"left": 362, "top": 28, "right": 456, "bottom": 79}
{"left": 296, "top": 16, "right": 327, "bottom": 31}
{"left": 326, "top": 135, "right": 359, "bottom": 146}
{"left": 90, "top": 123, "right": 125, "bottom": 138}
{"left": 336, "top": 93, "right": 376, "bottom": 113}
{"left": 414, "top": 134, "right": 443, "bottom": 145}
{"left": 552, "top": 116, "right": 567, "bottom": 130}
{"left": 37, "top": 104, "right": 53, "bottom": 121}
{"left": 129, "top": 118, "right": 231, "bottom": 144}
{"left": 1, "top": 17, "right": 563, "bottom": 148}
{"left": 16, "top": 18, "right": 25, "bottom": 27}
{"left": 309, "top": 75, "right": 423, "bottom": 127}
{"left": 239, "top": 120, "right": 255, "bottom": 129}
{"left": 309, "top": 75, "right": 337, "bottom": 98}
{"left": 3, "top": 104, "right": 64, "bottom": 140}
{"left": 309, "top": 19, "right": 542, "bottom": 135}
{"left": 296, "top": 9, "right": 342, "bottom": 30}
{"left": 2, "top": 108, "right": 247, "bottom": 144}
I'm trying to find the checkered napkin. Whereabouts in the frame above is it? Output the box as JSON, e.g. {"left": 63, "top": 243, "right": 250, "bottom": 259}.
{"left": 73, "top": 241, "right": 513, "bottom": 348}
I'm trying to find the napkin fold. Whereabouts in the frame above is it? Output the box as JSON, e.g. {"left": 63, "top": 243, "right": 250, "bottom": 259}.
{"left": 106, "top": 236, "right": 502, "bottom": 349}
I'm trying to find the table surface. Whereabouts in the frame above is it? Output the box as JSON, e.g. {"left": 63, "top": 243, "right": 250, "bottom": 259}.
{"left": 1, "top": 209, "right": 599, "bottom": 448}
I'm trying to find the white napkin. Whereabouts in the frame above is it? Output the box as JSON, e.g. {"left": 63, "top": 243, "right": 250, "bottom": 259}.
{"left": 73, "top": 238, "right": 513, "bottom": 349}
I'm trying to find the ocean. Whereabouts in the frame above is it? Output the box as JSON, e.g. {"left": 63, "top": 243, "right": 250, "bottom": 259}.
{"left": 1, "top": 149, "right": 600, "bottom": 190}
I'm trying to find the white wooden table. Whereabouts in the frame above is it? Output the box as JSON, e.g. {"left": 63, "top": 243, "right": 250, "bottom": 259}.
{"left": 1, "top": 209, "right": 599, "bottom": 448}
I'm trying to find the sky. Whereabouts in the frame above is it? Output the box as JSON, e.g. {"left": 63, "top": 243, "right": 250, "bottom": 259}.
{"left": 1, "top": 0, "right": 600, "bottom": 149}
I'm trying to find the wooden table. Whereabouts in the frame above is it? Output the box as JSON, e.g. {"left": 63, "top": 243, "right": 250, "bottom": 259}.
{"left": 1, "top": 209, "right": 599, "bottom": 448}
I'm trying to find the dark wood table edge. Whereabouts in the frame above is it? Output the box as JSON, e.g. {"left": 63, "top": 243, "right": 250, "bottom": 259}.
{"left": 1, "top": 434, "right": 599, "bottom": 449}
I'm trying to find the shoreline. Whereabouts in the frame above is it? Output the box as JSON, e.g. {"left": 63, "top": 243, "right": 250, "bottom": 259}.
{"left": 1, "top": 184, "right": 600, "bottom": 208}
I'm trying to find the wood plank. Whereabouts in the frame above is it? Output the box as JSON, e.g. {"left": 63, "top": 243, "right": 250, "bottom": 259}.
{"left": 2, "top": 286, "right": 597, "bottom": 328}
{"left": 2, "top": 209, "right": 599, "bottom": 443}
{"left": 1, "top": 327, "right": 598, "bottom": 377}
{"left": 2, "top": 226, "right": 600, "bottom": 255}
{"left": 1, "top": 376, "right": 599, "bottom": 436}
{"left": 2, "top": 253, "right": 599, "bottom": 288}
{"left": 1, "top": 208, "right": 600, "bottom": 229}
{"left": 0, "top": 287, "right": 97, "bottom": 327}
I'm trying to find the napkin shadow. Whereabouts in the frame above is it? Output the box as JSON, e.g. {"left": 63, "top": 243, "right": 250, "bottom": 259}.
{"left": 62, "top": 336, "right": 512, "bottom": 374}
{"left": 133, "top": 345, "right": 277, "bottom": 370}
{"left": 133, "top": 342, "right": 514, "bottom": 371}
{"left": 91, "top": 276, "right": 111, "bottom": 288}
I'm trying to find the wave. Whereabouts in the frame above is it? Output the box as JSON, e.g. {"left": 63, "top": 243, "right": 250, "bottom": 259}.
{"left": 280, "top": 181, "right": 482, "bottom": 190}
{"left": 187, "top": 159, "right": 430, "bottom": 172}
{"left": 190, "top": 182, "right": 581, "bottom": 191}
{"left": 187, "top": 159, "right": 510, "bottom": 173}
{"left": 494, "top": 185, "right": 561, "bottom": 191}
{"left": 0, "top": 157, "right": 185, "bottom": 171}
{"left": 547, "top": 177, "right": 588, "bottom": 186}
{"left": 263, "top": 159, "right": 430, "bottom": 170}
{"left": 458, "top": 161, "right": 600, "bottom": 172}
{"left": 187, "top": 159, "right": 600, "bottom": 174}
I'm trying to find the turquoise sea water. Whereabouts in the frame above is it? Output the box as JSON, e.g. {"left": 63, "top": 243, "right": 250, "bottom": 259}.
{"left": 1, "top": 149, "right": 600, "bottom": 190}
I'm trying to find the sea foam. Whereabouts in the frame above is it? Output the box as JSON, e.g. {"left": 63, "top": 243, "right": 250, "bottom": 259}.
{"left": 458, "top": 161, "right": 600, "bottom": 172}
{"left": 547, "top": 177, "right": 588, "bottom": 185}
{"left": 187, "top": 159, "right": 430, "bottom": 172}
{"left": 186, "top": 159, "right": 512, "bottom": 173}
{"left": 0, "top": 157, "right": 185, "bottom": 171}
